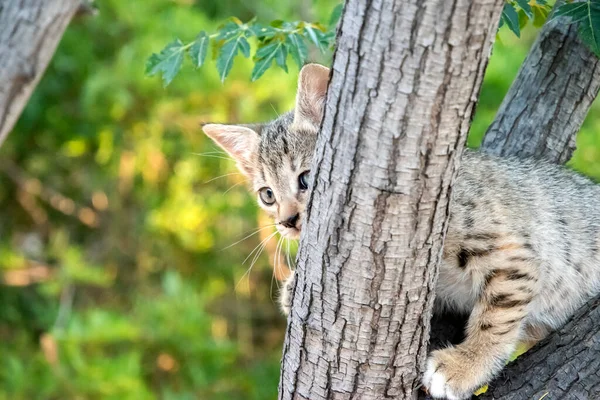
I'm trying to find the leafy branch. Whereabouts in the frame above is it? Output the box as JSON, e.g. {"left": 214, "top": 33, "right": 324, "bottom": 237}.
{"left": 146, "top": 0, "right": 600, "bottom": 87}
{"left": 145, "top": 5, "right": 342, "bottom": 86}
{"left": 500, "top": 0, "right": 553, "bottom": 38}
{"left": 552, "top": 0, "right": 600, "bottom": 56}
{"left": 501, "top": 0, "right": 600, "bottom": 57}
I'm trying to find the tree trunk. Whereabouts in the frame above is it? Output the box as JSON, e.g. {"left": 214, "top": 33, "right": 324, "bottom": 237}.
{"left": 428, "top": 4, "right": 600, "bottom": 398}
{"left": 0, "top": 0, "right": 81, "bottom": 147}
{"left": 278, "top": 1, "right": 504, "bottom": 398}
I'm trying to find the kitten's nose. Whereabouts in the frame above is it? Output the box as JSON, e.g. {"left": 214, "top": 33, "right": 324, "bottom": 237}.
{"left": 281, "top": 213, "right": 299, "bottom": 228}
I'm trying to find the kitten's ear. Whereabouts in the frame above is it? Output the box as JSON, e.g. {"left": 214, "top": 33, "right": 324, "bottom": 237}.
{"left": 202, "top": 124, "right": 260, "bottom": 176}
{"left": 293, "top": 63, "right": 330, "bottom": 131}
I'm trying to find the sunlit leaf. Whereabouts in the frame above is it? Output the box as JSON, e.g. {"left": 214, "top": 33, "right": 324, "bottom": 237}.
{"left": 516, "top": 0, "right": 533, "bottom": 19}
{"left": 217, "top": 21, "right": 242, "bottom": 41}
{"left": 250, "top": 24, "right": 277, "bottom": 40}
{"left": 304, "top": 25, "right": 327, "bottom": 52}
{"left": 251, "top": 42, "right": 283, "bottom": 81}
{"left": 275, "top": 44, "right": 288, "bottom": 72}
{"left": 532, "top": 2, "right": 551, "bottom": 27}
{"left": 145, "top": 39, "right": 185, "bottom": 87}
{"left": 286, "top": 33, "right": 308, "bottom": 68}
{"left": 216, "top": 36, "right": 249, "bottom": 82}
{"left": 189, "top": 32, "right": 209, "bottom": 68}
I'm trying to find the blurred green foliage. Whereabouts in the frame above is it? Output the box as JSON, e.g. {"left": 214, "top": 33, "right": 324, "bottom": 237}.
{"left": 0, "top": 1, "right": 598, "bottom": 399}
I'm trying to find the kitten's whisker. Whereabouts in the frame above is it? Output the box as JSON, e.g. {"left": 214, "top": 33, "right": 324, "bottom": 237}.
{"left": 203, "top": 172, "right": 242, "bottom": 184}
{"left": 241, "top": 231, "right": 277, "bottom": 287}
{"left": 270, "top": 236, "right": 284, "bottom": 301}
{"left": 222, "top": 224, "right": 276, "bottom": 251}
{"left": 241, "top": 230, "right": 277, "bottom": 266}
{"left": 274, "top": 236, "right": 284, "bottom": 290}
{"left": 270, "top": 103, "right": 281, "bottom": 118}
{"left": 286, "top": 238, "right": 295, "bottom": 270}
{"left": 224, "top": 181, "right": 245, "bottom": 194}
{"left": 195, "top": 150, "right": 228, "bottom": 155}
{"left": 236, "top": 231, "right": 277, "bottom": 291}
{"left": 191, "top": 153, "right": 232, "bottom": 161}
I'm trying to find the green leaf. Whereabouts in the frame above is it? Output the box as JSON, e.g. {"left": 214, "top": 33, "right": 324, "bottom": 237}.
{"left": 532, "top": 2, "right": 551, "bottom": 27}
{"left": 216, "top": 37, "right": 242, "bottom": 82}
{"left": 304, "top": 25, "right": 327, "bottom": 52}
{"left": 554, "top": 1, "right": 600, "bottom": 57}
{"left": 251, "top": 42, "right": 283, "bottom": 81}
{"left": 518, "top": 10, "right": 530, "bottom": 29}
{"left": 145, "top": 39, "right": 185, "bottom": 87}
{"left": 329, "top": 3, "right": 344, "bottom": 27}
{"left": 286, "top": 33, "right": 308, "bottom": 68}
{"left": 189, "top": 32, "right": 209, "bottom": 68}
{"left": 250, "top": 24, "right": 277, "bottom": 40}
{"left": 578, "top": 1, "right": 600, "bottom": 56}
{"left": 238, "top": 36, "right": 251, "bottom": 58}
{"left": 501, "top": 3, "right": 521, "bottom": 37}
{"left": 217, "top": 21, "right": 242, "bottom": 41}
{"left": 275, "top": 44, "right": 288, "bottom": 72}
{"left": 516, "top": 0, "right": 533, "bottom": 19}
{"left": 553, "top": 2, "right": 589, "bottom": 21}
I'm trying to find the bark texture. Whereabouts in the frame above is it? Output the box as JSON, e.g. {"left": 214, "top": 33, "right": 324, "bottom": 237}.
{"left": 480, "top": 294, "right": 600, "bottom": 400}
{"left": 0, "top": 0, "right": 81, "bottom": 147}
{"left": 278, "top": 1, "right": 504, "bottom": 399}
{"left": 480, "top": 8, "right": 600, "bottom": 163}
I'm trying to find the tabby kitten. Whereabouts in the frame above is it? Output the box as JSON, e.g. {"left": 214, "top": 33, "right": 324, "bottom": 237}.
{"left": 202, "top": 64, "right": 600, "bottom": 400}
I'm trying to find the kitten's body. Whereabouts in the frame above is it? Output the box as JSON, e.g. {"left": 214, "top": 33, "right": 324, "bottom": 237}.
{"left": 203, "top": 64, "right": 600, "bottom": 399}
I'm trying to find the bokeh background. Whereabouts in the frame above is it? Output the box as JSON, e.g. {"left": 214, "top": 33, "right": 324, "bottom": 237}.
{"left": 1, "top": 1, "right": 599, "bottom": 399}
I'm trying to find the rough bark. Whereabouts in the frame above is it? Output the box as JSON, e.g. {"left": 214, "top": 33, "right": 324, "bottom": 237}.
{"left": 0, "top": 0, "right": 81, "bottom": 147}
{"left": 278, "top": 1, "right": 504, "bottom": 399}
{"left": 480, "top": 4, "right": 600, "bottom": 163}
{"left": 481, "top": 294, "right": 600, "bottom": 400}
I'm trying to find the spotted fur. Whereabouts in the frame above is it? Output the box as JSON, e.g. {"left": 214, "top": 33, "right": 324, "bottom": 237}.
{"left": 202, "top": 64, "right": 600, "bottom": 399}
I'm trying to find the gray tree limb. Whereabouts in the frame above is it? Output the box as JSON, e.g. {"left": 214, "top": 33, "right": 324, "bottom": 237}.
{"left": 278, "top": 0, "right": 504, "bottom": 398}
{"left": 0, "top": 0, "right": 81, "bottom": 147}
{"left": 480, "top": 7, "right": 600, "bottom": 162}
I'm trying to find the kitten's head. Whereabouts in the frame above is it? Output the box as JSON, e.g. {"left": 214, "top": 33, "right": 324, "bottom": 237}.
{"left": 203, "top": 64, "right": 330, "bottom": 239}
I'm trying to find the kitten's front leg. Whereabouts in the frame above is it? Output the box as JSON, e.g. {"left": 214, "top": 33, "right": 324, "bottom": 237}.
{"left": 423, "top": 255, "right": 538, "bottom": 399}
{"left": 279, "top": 271, "right": 296, "bottom": 315}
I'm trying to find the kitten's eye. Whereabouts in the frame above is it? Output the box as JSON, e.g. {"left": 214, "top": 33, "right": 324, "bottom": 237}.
{"left": 298, "top": 170, "right": 311, "bottom": 191}
{"left": 259, "top": 187, "right": 276, "bottom": 206}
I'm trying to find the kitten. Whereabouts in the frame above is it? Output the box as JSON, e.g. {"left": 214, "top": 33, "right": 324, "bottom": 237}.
{"left": 202, "top": 64, "right": 600, "bottom": 400}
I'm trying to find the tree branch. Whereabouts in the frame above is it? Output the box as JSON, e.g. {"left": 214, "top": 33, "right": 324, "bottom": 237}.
{"left": 0, "top": 0, "right": 82, "bottom": 147}
{"left": 482, "top": 294, "right": 600, "bottom": 399}
{"left": 480, "top": 7, "right": 600, "bottom": 162}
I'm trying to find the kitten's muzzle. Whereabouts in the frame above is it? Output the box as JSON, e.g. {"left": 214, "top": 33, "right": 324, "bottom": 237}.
{"left": 280, "top": 213, "right": 300, "bottom": 229}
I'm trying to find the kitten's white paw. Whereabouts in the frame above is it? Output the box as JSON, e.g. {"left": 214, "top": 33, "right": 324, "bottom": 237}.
{"left": 422, "top": 347, "right": 488, "bottom": 400}
{"left": 423, "top": 358, "right": 462, "bottom": 400}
